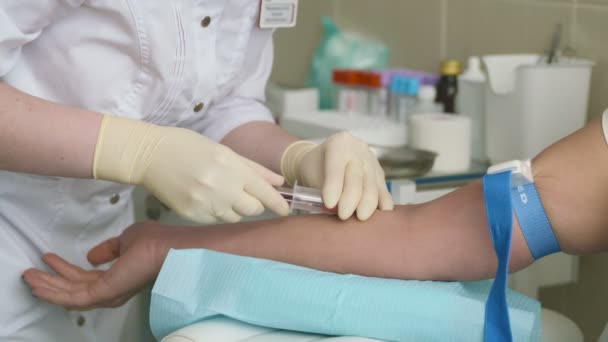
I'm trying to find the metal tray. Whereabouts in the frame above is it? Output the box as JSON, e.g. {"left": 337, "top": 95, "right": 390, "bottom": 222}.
{"left": 370, "top": 146, "right": 437, "bottom": 178}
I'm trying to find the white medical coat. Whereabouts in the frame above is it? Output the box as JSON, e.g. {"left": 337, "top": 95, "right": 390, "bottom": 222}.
{"left": 0, "top": 1, "right": 275, "bottom": 340}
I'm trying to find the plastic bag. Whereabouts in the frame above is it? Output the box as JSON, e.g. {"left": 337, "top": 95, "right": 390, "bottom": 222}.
{"left": 307, "top": 16, "right": 390, "bottom": 109}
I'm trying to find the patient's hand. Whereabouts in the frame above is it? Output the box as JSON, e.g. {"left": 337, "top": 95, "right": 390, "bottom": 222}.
{"left": 23, "top": 222, "right": 171, "bottom": 310}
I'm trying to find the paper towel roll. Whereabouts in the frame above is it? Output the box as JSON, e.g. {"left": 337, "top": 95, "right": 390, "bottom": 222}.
{"left": 409, "top": 113, "right": 472, "bottom": 173}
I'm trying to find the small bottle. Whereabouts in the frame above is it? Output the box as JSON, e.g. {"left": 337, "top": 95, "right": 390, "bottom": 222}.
{"left": 457, "top": 56, "right": 487, "bottom": 162}
{"left": 435, "top": 59, "right": 462, "bottom": 113}
{"left": 412, "top": 85, "right": 443, "bottom": 114}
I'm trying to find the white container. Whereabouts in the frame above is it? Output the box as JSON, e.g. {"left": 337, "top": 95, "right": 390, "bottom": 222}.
{"left": 409, "top": 113, "right": 472, "bottom": 173}
{"left": 483, "top": 54, "right": 593, "bottom": 163}
{"left": 458, "top": 57, "right": 487, "bottom": 162}
{"left": 281, "top": 110, "right": 408, "bottom": 147}
{"left": 265, "top": 83, "right": 319, "bottom": 118}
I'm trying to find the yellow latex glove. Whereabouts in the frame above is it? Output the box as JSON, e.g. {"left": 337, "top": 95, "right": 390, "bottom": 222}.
{"left": 93, "top": 115, "right": 289, "bottom": 224}
{"left": 280, "top": 132, "right": 394, "bottom": 221}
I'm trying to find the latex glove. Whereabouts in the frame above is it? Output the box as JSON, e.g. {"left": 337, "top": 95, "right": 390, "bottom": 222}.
{"left": 23, "top": 222, "right": 170, "bottom": 310}
{"left": 280, "top": 132, "right": 394, "bottom": 221}
{"left": 94, "top": 115, "right": 289, "bottom": 223}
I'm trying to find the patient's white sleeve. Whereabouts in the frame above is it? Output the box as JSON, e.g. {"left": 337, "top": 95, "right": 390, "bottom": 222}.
{"left": 603, "top": 110, "right": 608, "bottom": 146}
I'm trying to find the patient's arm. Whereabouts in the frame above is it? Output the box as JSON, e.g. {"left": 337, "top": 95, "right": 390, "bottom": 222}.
{"left": 166, "top": 117, "right": 608, "bottom": 280}
{"left": 532, "top": 117, "right": 608, "bottom": 255}
{"left": 23, "top": 117, "right": 608, "bottom": 310}
{"left": 164, "top": 184, "right": 531, "bottom": 281}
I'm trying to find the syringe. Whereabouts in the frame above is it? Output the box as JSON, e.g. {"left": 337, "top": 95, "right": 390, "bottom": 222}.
{"left": 276, "top": 182, "right": 336, "bottom": 215}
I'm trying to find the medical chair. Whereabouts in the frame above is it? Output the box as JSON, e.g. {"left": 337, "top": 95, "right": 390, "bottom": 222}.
{"left": 161, "top": 309, "right": 582, "bottom": 342}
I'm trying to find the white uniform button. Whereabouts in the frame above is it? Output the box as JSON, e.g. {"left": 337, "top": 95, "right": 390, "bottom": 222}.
{"left": 201, "top": 16, "right": 211, "bottom": 28}
{"left": 110, "top": 193, "right": 120, "bottom": 205}
{"left": 77, "top": 315, "right": 86, "bottom": 327}
{"left": 193, "top": 102, "right": 205, "bottom": 112}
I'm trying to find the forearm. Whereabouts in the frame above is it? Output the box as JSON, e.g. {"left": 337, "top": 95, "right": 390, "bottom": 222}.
{"left": 220, "top": 121, "right": 298, "bottom": 174}
{"left": 0, "top": 82, "right": 102, "bottom": 178}
{"left": 164, "top": 182, "right": 532, "bottom": 282}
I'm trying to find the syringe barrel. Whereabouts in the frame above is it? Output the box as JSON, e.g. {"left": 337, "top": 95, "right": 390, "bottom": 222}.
{"left": 277, "top": 183, "right": 335, "bottom": 215}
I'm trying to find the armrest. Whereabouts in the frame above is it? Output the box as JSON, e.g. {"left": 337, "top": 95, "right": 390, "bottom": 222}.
{"left": 163, "top": 310, "right": 581, "bottom": 342}
{"left": 162, "top": 317, "right": 272, "bottom": 342}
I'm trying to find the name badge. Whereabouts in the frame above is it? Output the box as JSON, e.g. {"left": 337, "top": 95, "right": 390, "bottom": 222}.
{"left": 259, "top": 0, "right": 298, "bottom": 28}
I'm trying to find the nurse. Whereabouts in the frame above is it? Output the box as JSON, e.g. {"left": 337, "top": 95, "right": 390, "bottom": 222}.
{"left": 0, "top": 1, "right": 393, "bottom": 341}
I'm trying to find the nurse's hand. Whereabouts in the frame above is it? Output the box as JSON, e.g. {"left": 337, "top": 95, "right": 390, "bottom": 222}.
{"left": 280, "top": 132, "right": 394, "bottom": 221}
{"left": 94, "top": 116, "right": 289, "bottom": 223}
{"left": 23, "top": 222, "right": 170, "bottom": 310}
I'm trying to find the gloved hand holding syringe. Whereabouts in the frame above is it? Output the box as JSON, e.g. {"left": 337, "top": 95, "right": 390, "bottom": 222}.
{"left": 276, "top": 182, "right": 337, "bottom": 216}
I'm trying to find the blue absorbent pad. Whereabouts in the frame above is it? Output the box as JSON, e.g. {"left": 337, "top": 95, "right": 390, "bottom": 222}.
{"left": 150, "top": 249, "right": 541, "bottom": 341}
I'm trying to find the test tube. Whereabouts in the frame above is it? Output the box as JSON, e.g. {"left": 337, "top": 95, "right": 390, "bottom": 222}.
{"left": 353, "top": 71, "right": 369, "bottom": 114}
{"left": 333, "top": 69, "right": 358, "bottom": 114}
{"left": 365, "top": 71, "right": 389, "bottom": 117}
{"left": 390, "top": 76, "right": 419, "bottom": 124}
{"left": 389, "top": 76, "right": 408, "bottom": 122}
{"left": 276, "top": 182, "right": 336, "bottom": 215}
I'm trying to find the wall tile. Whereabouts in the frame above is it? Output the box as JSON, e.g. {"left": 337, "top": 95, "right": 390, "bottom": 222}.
{"left": 445, "top": 0, "right": 478, "bottom": 61}
{"left": 522, "top": 3, "right": 574, "bottom": 54}
{"left": 473, "top": 0, "right": 530, "bottom": 55}
{"left": 579, "top": 0, "right": 608, "bottom": 6}
{"left": 575, "top": 5, "right": 608, "bottom": 118}
{"left": 447, "top": 0, "right": 573, "bottom": 60}
{"left": 530, "top": 0, "right": 574, "bottom": 5}
{"left": 332, "top": 0, "right": 443, "bottom": 72}
{"left": 271, "top": 0, "right": 332, "bottom": 87}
